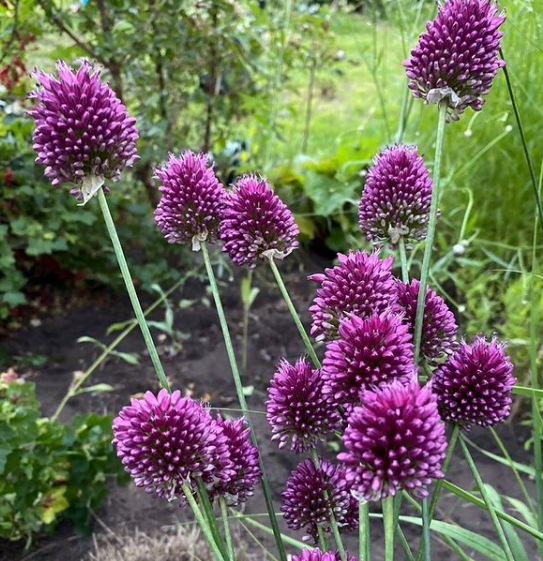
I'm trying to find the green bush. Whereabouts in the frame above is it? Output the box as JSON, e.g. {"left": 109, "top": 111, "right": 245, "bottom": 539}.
{"left": 0, "top": 374, "right": 127, "bottom": 543}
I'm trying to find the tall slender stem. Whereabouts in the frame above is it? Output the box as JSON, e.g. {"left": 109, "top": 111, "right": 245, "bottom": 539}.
{"left": 197, "top": 478, "right": 228, "bottom": 560}
{"left": 97, "top": 188, "right": 170, "bottom": 390}
{"left": 499, "top": 48, "right": 543, "bottom": 236}
{"left": 383, "top": 496, "right": 395, "bottom": 561}
{"left": 316, "top": 524, "right": 328, "bottom": 552}
{"left": 310, "top": 449, "right": 346, "bottom": 559}
{"left": 398, "top": 238, "right": 409, "bottom": 283}
{"left": 268, "top": 258, "right": 321, "bottom": 368}
{"left": 242, "top": 269, "right": 254, "bottom": 372}
{"left": 219, "top": 497, "right": 235, "bottom": 561}
{"left": 182, "top": 482, "right": 226, "bottom": 561}
{"left": 459, "top": 437, "right": 515, "bottom": 561}
{"left": 413, "top": 101, "right": 448, "bottom": 365}
{"left": 415, "top": 424, "right": 460, "bottom": 561}
{"left": 421, "top": 499, "right": 431, "bottom": 561}
{"left": 359, "top": 501, "right": 370, "bottom": 561}
{"left": 529, "top": 160, "right": 543, "bottom": 556}
{"left": 200, "top": 242, "right": 287, "bottom": 561}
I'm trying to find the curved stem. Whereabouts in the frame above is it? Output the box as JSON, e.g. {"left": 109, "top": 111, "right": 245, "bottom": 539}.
{"left": 200, "top": 242, "right": 287, "bottom": 561}
{"left": 459, "top": 437, "right": 515, "bottom": 561}
{"left": 383, "top": 496, "right": 395, "bottom": 561}
{"left": 97, "top": 188, "right": 170, "bottom": 390}
{"left": 219, "top": 497, "right": 235, "bottom": 561}
{"left": 268, "top": 258, "right": 321, "bottom": 368}
{"left": 182, "top": 482, "right": 226, "bottom": 561}
{"left": 413, "top": 101, "right": 447, "bottom": 365}
{"left": 398, "top": 238, "right": 409, "bottom": 283}
{"left": 499, "top": 48, "right": 543, "bottom": 236}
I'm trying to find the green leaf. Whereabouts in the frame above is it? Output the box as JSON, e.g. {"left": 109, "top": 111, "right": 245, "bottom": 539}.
{"left": 400, "top": 515, "right": 508, "bottom": 561}
{"left": 442, "top": 480, "right": 543, "bottom": 541}
{"left": 485, "top": 485, "right": 530, "bottom": 561}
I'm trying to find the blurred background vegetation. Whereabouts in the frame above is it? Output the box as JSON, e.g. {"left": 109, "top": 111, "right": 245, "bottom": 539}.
{"left": 0, "top": 0, "right": 542, "bottom": 375}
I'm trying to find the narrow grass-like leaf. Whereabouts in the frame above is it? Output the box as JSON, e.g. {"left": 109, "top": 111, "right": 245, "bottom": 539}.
{"left": 485, "top": 484, "right": 530, "bottom": 561}
{"left": 441, "top": 480, "right": 543, "bottom": 541}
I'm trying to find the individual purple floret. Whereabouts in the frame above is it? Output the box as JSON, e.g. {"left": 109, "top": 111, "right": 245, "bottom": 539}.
{"left": 322, "top": 311, "right": 415, "bottom": 411}
{"left": 220, "top": 175, "right": 299, "bottom": 267}
{"left": 154, "top": 151, "right": 225, "bottom": 249}
{"left": 282, "top": 458, "right": 358, "bottom": 543}
{"left": 309, "top": 250, "right": 398, "bottom": 342}
{"left": 211, "top": 415, "right": 261, "bottom": 506}
{"left": 431, "top": 335, "right": 516, "bottom": 429}
{"left": 112, "top": 390, "right": 233, "bottom": 503}
{"left": 266, "top": 357, "right": 341, "bottom": 453}
{"left": 28, "top": 60, "right": 139, "bottom": 204}
{"left": 293, "top": 549, "right": 357, "bottom": 561}
{"left": 404, "top": 0, "right": 506, "bottom": 120}
{"left": 396, "top": 279, "right": 458, "bottom": 365}
{"left": 359, "top": 145, "right": 433, "bottom": 245}
{"left": 339, "top": 381, "right": 447, "bottom": 501}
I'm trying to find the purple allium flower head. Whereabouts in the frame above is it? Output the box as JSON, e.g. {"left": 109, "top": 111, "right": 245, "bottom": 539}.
{"left": 281, "top": 458, "right": 359, "bottom": 543}
{"left": 293, "top": 549, "right": 357, "bottom": 561}
{"left": 210, "top": 415, "right": 261, "bottom": 506}
{"left": 154, "top": 151, "right": 225, "bottom": 249}
{"left": 359, "top": 145, "right": 433, "bottom": 245}
{"left": 28, "top": 60, "right": 139, "bottom": 204}
{"left": 396, "top": 279, "right": 458, "bottom": 365}
{"left": 431, "top": 335, "right": 516, "bottom": 429}
{"left": 404, "top": 0, "right": 506, "bottom": 121}
{"left": 266, "top": 357, "right": 342, "bottom": 453}
{"left": 339, "top": 381, "right": 447, "bottom": 501}
{"left": 322, "top": 311, "right": 415, "bottom": 411}
{"left": 220, "top": 175, "right": 299, "bottom": 267}
{"left": 309, "top": 250, "right": 399, "bottom": 342}
{"left": 112, "top": 389, "right": 233, "bottom": 503}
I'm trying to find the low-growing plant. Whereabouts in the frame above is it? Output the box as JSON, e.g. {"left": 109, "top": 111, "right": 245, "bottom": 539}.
{"left": 0, "top": 373, "right": 127, "bottom": 544}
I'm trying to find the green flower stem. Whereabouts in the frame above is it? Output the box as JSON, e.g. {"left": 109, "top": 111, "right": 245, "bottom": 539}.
{"left": 359, "top": 501, "right": 370, "bottom": 561}
{"left": 242, "top": 269, "right": 254, "bottom": 372}
{"left": 310, "top": 449, "right": 345, "bottom": 559}
{"left": 383, "top": 496, "right": 395, "bottom": 561}
{"left": 316, "top": 524, "right": 328, "bottom": 552}
{"left": 411, "top": 100, "right": 447, "bottom": 561}
{"left": 219, "top": 497, "right": 235, "bottom": 561}
{"left": 420, "top": 498, "right": 431, "bottom": 561}
{"left": 200, "top": 242, "right": 287, "bottom": 561}
{"left": 413, "top": 101, "right": 448, "bottom": 366}
{"left": 182, "top": 482, "right": 226, "bottom": 561}
{"left": 268, "top": 258, "right": 321, "bottom": 368}
{"left": 398, "top": 238, "right": 409, "bottom": 283}
{"left": 97, "top": 188, "right": 170, "bottom": 390}
{"left": 197, "top": 478, "right": 229, "bottom": 560}
{"left": 529, "top": 160, "right": 543, "bottom": 558}
{"left": 459, "top": 436, "right": 515, "bottom": 561}
{"left": 415, "top": 424, "right": 460, "bottom": 561}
